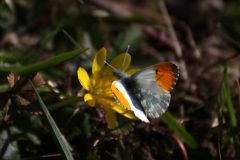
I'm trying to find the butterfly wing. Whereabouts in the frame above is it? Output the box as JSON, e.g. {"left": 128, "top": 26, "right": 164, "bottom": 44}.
{"left": 131, "top": 62, "right": 179, "bottom": 119}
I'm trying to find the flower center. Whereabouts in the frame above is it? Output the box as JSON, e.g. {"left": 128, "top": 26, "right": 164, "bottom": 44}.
{"left": 90, "top": 75, "right": 116, "bottom": 98}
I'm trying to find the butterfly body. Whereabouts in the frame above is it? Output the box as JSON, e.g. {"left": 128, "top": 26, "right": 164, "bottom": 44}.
{"left": 111, "top": 62, "right": 179, "bottom": 123}
{"left": 112, "top": 77, "right": 150, "bottom": 122}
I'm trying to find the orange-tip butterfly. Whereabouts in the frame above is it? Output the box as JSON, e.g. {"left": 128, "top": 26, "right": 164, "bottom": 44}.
{"left": 110, "top": 62, "right": 179, "bottom": 123}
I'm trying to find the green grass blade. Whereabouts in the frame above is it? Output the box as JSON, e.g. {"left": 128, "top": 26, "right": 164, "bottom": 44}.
{"left": 161, "top": 112, "right": 198, "bottom": 148}
{"left": 223, "top": 65, "right": 237, "bottom": 128}
{"left": 62, "top": 29, "right": 82, "bottom": 48}
{"left": 39, "top": 27, "right": 61, "bottom": 48}
{"left": 30, "top": 81, "right": 74, "bottom": 160}
{"left": 237, "top": 80, "right": 240, "bottom": 108}
{"left": 1, "top": 48, "right": 87, "bottom": 75}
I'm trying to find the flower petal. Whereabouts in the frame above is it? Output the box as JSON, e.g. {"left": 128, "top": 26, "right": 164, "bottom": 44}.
{"left": 92, "top": 48, "right": 107, "bottom": 77}
{"left": 96, "top": 97, "right": 137, "bottom": 120}
{"left": 104, "top": 108, "right": 118, "bottom": 129}
{"left": 126, "top": 68, "right": 139, "bottom": 75}
{"left": 93, "top": 75, "right": 116, "bottom": 96}
{"left": 104, "top": 53, "right": 131, "bottom": 74}
{"left": 84, "top": 93, "right": 96, "bottom": 107}
{"left": 77, "top": 67, "right": 91, "bottom": 90}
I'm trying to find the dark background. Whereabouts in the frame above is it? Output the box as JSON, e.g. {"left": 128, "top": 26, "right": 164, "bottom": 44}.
{"left": 0, "top": 0, "right": 240, "bottom": 159}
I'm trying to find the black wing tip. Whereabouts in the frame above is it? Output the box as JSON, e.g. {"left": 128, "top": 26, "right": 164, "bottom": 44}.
{"left": 170, "top": 63, "right": 180, "bottom": 91}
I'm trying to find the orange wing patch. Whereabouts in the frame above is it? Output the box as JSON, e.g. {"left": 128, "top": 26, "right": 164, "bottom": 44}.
{"left": 111, "top": 83, "right": 131, "bottom": 110}
{"left": 155, "top": 63, "right": 179, "bottom": 92}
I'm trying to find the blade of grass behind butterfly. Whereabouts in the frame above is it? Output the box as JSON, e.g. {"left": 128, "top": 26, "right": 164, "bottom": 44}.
{"left": 30, "top": 81, "right": 74, "bottom": 160}
{"left": 237, "top": 80, "right": 240, "bottom": 159}
{"left": 62, "top": 29, "right": 82, "bottom": 48}
{"left": 161, "top": 112, "right": 198, "bottom": 149}
{"left": 5, "top": 48, "right": 87, "bottom": 75}
{"left": 223, "top": 64, "right": 237, "bottom": 128}
{"left": 223, "top": 65, "right": 240, "bottom": 158}
{"left": 237, "top": 80, "right": 240, "bottom": 110}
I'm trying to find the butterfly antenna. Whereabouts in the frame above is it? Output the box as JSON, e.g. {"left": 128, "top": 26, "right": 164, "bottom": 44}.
{"left": 126, "top": 45, "right": 130, "bottom": 53}
{"left": 104, "top": 60, "right": 117, "bottom": 72}
{"left": 122, "top": 45, "right": 130, "bottom": 69}
{"left": 104, "top": 60, "right": 127, "bottom": 78}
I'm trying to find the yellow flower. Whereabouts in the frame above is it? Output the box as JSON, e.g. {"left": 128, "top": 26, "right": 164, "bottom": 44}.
{"left": 77, "top": 48, "right": 136, "bottom": 128}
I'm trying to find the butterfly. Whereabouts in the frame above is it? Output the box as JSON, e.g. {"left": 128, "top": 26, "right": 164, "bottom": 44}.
{"left": 111, "top": 62, "right": 179, "bottom": 123}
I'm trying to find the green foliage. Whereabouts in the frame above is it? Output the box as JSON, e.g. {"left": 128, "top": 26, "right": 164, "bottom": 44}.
{"left": 31, "top": 81, "right": 74, "bottom": 160}
{"left": 0, "top": 1, "right": 239, "bottom": 159}
{"left": 218, "top": 64, "right": 240, "bottom": 159}
{"left": 0, "top": 48, "right": 88, "bottom": 75}
{"left": 222, "top": 65, "right": 237, "bottom": 128}
{"left": 161, "top": 112, "right": 198, "bottom": 148}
